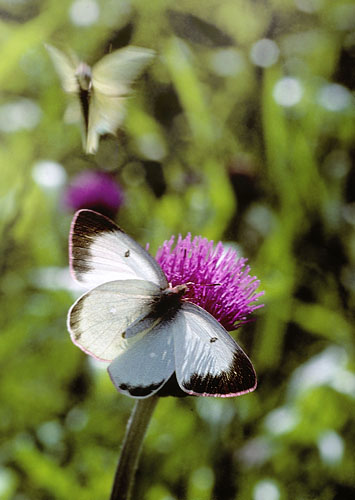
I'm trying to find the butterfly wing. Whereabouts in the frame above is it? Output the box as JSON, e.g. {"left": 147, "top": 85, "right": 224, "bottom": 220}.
{"left": 70, "top": 210, "right": 168, "bottom": 289}
{"left": 108, "top": 318, "right": 175, "bottom": 398}
{"left": 92, "top": 46, "right": 155, "bottom": 96}
{"left": 84, "top": 124, "right": 99, "bottom": 156}
{"left": 45, "top": 45, "right": 91, "bottom": 150}
{"left": 85, "top": 92, "right": 126, "bottom": 154}
{"left": 45, "top": 44, "right": 79, "bottom": 93}
{"left": 174, "top": 302, "right": 257, "bottom": 397}
{"left": 68, "top": 279, "right": 163, "bottom": 361}
{"left": 85, "top": 47, "right": 154, "bottom": 153}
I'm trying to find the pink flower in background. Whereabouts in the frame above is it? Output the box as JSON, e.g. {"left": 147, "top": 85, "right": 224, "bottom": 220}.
{"left": 63, "top": 170, "right": 124, "bottom": 218}
{"left": 156, "top": 234, "right": 264, "bottom": 331}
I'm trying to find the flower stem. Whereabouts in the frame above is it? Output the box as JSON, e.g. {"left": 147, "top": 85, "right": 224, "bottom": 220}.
{"left": 110, "top": 396, "right": 159, "bottom": 500}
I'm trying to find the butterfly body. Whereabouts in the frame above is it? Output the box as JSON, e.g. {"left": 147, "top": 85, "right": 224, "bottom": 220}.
{"left": 45, "top": 44, "right": 155, "bottom": 154}
{"left": 75, "top": 64, "right": 92, "bottom": 137}
{"left": 157, "top": 284, "right": 189, "bottom": 313}
{"left": 68, "top": 210, "right": 257, "bottom": 398}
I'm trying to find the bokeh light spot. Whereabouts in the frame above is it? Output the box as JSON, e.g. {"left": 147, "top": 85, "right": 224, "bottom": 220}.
{"left": 254, "top": 480, "right": 281, "bottom": 500}
{"left": 0, "top": 468, "right": 15, "bottom": 497}
{"left": 0, "top": 99, "right": 41, "bottom": 132}
{"left": 318, "top": 83, "right": 352, "bottom": 111}
{"left": 264, "top": 406, "right": 299, "bottom": 435}
{"left": 250, "top": 39, "right": 280, "bottom": 68}
{"left": 273, "top": 77, "right": 303, "bottom": 107}
{"left": 210, "top": 48, "right": 245, "bottom": 76}
{"left": 32, "top": 160, "right": 67, "bottom": 189}
{"left": 318, "top": 430, "right": 344, "bottom": 465}
{"left": 137, "top": 133, "right": 167, "bottom": 161}
{"left": 69, "top": 0, "right": 99, "bottom": 26}
{"left": 37, "top": 421, "right": 63, "bottom": 447}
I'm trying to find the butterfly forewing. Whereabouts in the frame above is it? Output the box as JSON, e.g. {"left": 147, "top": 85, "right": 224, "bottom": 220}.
{"left": 68, "top": 279, "right": 163, "bottom": 361}
{"left": 45, "top": 44, "right": 79, "bottom": 93}
{"left": 92, "top": 46, "right": 155, "bottom": 96}
{"left": 108, "top": 318, "right": 175, "bottom": 398}
{"left": 174, "top": 303, "right": 257, "bottom": 397}
{"left": 70, "top": 210, "right": 168, "bottom": 288}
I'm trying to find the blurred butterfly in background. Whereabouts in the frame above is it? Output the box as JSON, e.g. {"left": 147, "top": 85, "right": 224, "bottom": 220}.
{"left": 45, "top": 44, "right": 155, "bottom": 154}
{"left": 67, "top": 210, "right": 257, "bottom": 399}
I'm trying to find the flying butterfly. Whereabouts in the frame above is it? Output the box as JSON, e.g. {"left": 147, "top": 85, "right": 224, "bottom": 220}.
{"left": 45, "top": 44, "right": 155, "bottom": 154}
{"left": 67, "top": 210, "right": 257, "bottom": 399}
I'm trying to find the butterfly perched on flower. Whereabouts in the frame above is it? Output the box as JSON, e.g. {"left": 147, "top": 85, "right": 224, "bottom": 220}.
{"left": 67, "top": 210, "right": 259, "bottom": 398}
{"left": 45, "top": 44, "right": 155, "bottom": 154}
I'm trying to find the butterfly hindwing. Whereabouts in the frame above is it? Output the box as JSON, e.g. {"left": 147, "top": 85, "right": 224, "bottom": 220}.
{"left": 108, "top": 317, "right": 175, "bottom": 398}
{"left": 174, "top": 302, "right": 257, "bottom": 397}
{"left": 69, "top": 210, "right": 168, "bottom": 288}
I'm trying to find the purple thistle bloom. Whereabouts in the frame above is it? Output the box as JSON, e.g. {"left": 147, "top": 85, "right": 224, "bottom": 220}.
{"left": 62, "top": 170, "right": 124, "bottom": 218}
{"left": 155, "top": 234, "right": 264, "bottom": 331}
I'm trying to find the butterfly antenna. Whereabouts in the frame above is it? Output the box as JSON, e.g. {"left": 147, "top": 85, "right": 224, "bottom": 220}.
{"left": 184, "top": 282, "right": 221, "bottom": 287}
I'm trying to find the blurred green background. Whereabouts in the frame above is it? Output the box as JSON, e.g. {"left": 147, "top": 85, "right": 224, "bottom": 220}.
{"left": 1, "top": 0, "right": 355, "bottom": 499}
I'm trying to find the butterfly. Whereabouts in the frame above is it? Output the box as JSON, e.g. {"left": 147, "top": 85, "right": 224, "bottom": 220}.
{"left": 45, "top": 44, "right": 155, "bottom": 154}
{"left": 67, "top": 210, "right": 257, "bottom": 398}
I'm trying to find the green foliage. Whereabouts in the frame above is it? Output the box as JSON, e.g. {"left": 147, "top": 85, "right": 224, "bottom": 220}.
{"left": 1, "top": 0, "right": 354, "bottom": 499}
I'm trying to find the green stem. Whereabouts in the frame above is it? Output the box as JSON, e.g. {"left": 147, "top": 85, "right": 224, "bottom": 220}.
{"left": 110, "top": 396, "right": 159, "bottom": 500}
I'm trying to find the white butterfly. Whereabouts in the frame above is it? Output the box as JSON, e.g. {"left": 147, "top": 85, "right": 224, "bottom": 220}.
{"left": 67, "top": 210, "right": 257, "bottom": 398}
{"left": 45, "top": 44, "right": 155, "bottom": 154}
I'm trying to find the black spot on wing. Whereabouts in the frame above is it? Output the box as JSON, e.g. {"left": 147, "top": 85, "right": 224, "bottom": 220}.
{"left": 119, "top": 381, "right": 163, "bottom": 397}
{"left": 181, "top": 350, "right": 257, "bottom": 396}
{"left": 71, "top": 210, "right": 124, "bottom": 277}
{"left": 124, "top": 249, "right": 130, "bottom": 257}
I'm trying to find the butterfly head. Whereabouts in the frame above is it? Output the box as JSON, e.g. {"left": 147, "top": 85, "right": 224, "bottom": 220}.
{"left": 165, "top": 283, "right": 189, "bottom": 296}
{"left": 75, "top": 62, "right": 92, "bottom": 91}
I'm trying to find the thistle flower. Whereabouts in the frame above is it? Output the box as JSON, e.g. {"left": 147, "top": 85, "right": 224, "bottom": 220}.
{"left": 155, "top": 234, "right": 264, "bottom": 331}
{"left": 62, "top": 170, "right": 124, "bottom": 218}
